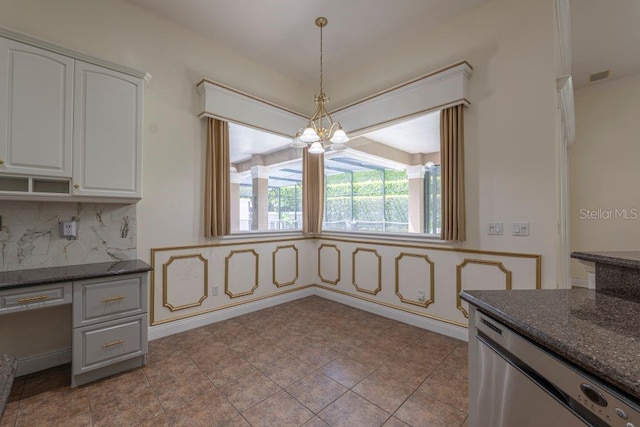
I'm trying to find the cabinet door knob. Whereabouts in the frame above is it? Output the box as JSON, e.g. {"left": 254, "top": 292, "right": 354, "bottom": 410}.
{"left": 0, "top": 159, "right": 4, "bottom": 165}
{"left": 73, "top": 184, "right": 80, "bottom": 190}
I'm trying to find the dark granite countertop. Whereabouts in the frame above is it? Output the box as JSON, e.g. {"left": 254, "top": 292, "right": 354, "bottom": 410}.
{"left": 0, "top": 355, "right": 17, "bottom": 417}
{"left": 0, "top": 259, "right": 152, "bottom": 290}
{"left": 461, "top": 289, "right": 640, "bottom": 402}
{"left": 571, "top": 251, "right": 640, "bottom": 270}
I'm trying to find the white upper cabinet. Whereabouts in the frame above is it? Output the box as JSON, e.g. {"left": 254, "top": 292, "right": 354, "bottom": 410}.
{"left": 73, "top": 61, "right": 143, "bottom": 199}
{"left": 0, "top": 38, "right": 73, "bottom": 177}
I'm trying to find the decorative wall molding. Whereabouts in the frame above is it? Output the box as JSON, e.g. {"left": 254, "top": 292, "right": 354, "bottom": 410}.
{"left": 351, "top": 248, "right": 382, "bottom": 295}
{"left": 554, "top": 0, "right": 572, "bottom": 77}
{"left": 456, "top": 259, "right": 512, "bottom": 318}
{"left": 319, "top": 236, "right": 541, "bottom": 290}
{"left": 196, "top": 79, "right": 305, "bottom": 138}
{"left": 331, "top": 61, "right": 472, "bottom": 137}
{"left": 318, "top": 244, "right": 341, "bottom": 285}
{"left": 225, "top": 249, "right": 259, "bottom": 298}
{"left": 272, "top": 245, "right": 299, "bottom": 287}
{"left": 162, "top": 254, "right": 208, "bottom": 312}
{"left": 395, "top": 252, "right": 435, "bottom": 308}
{"left": 557, "top": 75, "right": 575, "bottom": 147}
{"left": 149, "top": 235, "right": 540, "bottom": 328}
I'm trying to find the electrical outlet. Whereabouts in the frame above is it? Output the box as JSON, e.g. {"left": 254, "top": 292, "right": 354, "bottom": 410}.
{"left": 417, "top": 289, "right": 425, "bottom": 302}
{"left": 59, "top": 221, "right": 77, "bottom": 240}
{"left": 212, "top": 285, "right": 219, "bottom": 296}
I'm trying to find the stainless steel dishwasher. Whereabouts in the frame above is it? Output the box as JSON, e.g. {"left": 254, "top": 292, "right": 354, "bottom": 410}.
{"left": 468, "top": 307, "right": 640, "bottom": 427}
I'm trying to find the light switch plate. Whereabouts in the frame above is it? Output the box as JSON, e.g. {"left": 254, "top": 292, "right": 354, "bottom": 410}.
{"left": 488, "top": 222, "right": 503, "bottom": 235}
{"left": 513, "top": 222, "right": 529, "bottom": 236}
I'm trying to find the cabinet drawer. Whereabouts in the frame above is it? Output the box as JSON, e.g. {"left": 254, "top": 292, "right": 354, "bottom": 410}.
{"left": 73, "top": 314, "right": 147, "bottom": 374}
{"left": 0, "top": 282, "right": 72, "bottom": 314}
{"left": 73, "top": 273, "right": 147, "bottom": 327}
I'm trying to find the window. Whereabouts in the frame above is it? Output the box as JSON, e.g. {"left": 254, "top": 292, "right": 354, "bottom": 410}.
{"left": 324, "top": 164, "right": 409, "bottom": 232}
{"left": 322, "top": 111, "right": 441, "bottom": 235}
{"left": 229, "top": 123, "right": 303, "bottom": 232}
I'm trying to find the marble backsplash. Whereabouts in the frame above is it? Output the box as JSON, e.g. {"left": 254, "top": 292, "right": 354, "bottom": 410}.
{"left": 0, "top": 202, "right": 136, "bottom": 271}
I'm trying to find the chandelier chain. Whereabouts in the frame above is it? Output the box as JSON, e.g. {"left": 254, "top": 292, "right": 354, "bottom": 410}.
{"left": 319, "top": 22, "right": 323, "bottom": 95}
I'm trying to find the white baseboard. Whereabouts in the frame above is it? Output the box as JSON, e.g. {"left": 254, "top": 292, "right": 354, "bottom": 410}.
{"left": 148, "top": 285, "right": 468, "bottom": 342}
{"left": 148, "top": 287, "right": 315, "bottom": 341}
{"left": 313, "top": 287, "right": 469, "bottom": 342}
{"left": 16, "top": 347, "right": 71, "bottom": 376}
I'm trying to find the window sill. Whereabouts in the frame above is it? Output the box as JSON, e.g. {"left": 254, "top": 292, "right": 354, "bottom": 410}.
{"left": 319, "top": 230, "right": 462, "bottom": 246}
{"left": 207, "top": 230, "right": 305, "bottom": 242}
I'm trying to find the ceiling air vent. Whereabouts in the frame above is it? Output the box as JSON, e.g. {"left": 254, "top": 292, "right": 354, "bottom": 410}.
{"left": 590, "top": 70, "right": 610, "bottom": 82}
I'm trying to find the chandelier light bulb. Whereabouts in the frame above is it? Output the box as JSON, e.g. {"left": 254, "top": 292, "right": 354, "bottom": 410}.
{"left": 300, "top": 126, "right": 320, "bottom": 142}
{"left": 308, "top": 141, "right": 325, "bottom": 154}
{"left": 330, "top": 128, "right": 349, "bottom": 144}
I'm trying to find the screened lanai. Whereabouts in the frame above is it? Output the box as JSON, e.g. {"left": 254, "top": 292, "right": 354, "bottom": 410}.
{"left": 229, "top": 111, "right": 441, "bottom": 235}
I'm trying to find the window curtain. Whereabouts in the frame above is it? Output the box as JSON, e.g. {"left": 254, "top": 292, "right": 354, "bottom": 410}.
{"left": 302, "top": 147, "right": 324, "bottom": 234}
{"left": 204, "top": 118, "right": 231, "bottom": 237}
{"left": 440, "top": 105, "right": 466, "bottom": 241}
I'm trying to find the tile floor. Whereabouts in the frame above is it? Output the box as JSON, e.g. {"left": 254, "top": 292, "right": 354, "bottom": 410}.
{"left": 0, "top": 296, "right": 469, "bottom": 427}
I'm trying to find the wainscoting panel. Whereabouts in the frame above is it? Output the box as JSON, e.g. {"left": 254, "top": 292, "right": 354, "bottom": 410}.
{"left": 318, "top": 244, "right": 341, "bottom": 285}
{"left": 150, "top": 237, "right": 315, "bottom": 325}
{"left": 225, "top": 249, "right": 259, "bottom": 298}
{"left": 272, "top": 245, "right": 299, "bottom": 287}
{"left": 315, "top": 236, "right": 541, "bottom": 326}
{"left": 395, "top": 252, "right": 435, "bottom": 308}
{"left": 351, "top": 247, "right": 382, "bottom": 295}
{"left": 163, "top": 254, "right": 208, "bottom": 311}
{"left": 151, "top": 234, "right": 540, "bottom": 328}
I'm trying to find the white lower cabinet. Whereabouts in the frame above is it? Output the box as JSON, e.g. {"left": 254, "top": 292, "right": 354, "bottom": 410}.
{"left": 71, "top": 273, "right": 148, "bottom": 387}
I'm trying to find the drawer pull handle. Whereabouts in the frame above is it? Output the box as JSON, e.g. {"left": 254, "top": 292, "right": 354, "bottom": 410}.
{"left": 102, "top": 296, "right": 125, "bottom": 303}
{"left": 16, "top": 295, "right": 49, "bottom": 303}
{"left": 102, "top": 340, "right": 124, "bottom": 348}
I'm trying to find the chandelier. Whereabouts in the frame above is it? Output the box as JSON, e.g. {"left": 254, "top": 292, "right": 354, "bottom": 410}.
{"left": 291, "top": 17, "right": 349, "bottom": 154}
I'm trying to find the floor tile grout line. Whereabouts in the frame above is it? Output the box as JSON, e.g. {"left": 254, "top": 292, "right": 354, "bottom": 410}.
{"left": 7, "top": 297, "right": 466, "bottom": 427}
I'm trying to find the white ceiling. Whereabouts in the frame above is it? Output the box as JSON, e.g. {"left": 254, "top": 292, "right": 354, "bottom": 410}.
{"left": 126, "top": 0, "right": 489, "bottom": 87}
{"left": 132, "top": 0, "right": 640, "bottom": 159}
{"left": 571, "top": 0, "right": 640, "bottom": 89}
{"left": 128, "top": 0, "right": 640, "bottom": 92}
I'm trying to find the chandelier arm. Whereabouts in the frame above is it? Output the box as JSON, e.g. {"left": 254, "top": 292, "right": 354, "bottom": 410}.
{"left": 308, "top": 103, "right": 323, "bottom": 125}
{"left": 328, "top": 121, "right": 341, "bottom": 135}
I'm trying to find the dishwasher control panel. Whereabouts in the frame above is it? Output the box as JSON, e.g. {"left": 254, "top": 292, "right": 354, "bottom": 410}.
{"left": 475, "top": 311, "right": 640, "bottom": 427}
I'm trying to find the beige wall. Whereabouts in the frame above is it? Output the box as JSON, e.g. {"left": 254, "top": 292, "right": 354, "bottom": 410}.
{"left": 0, "top": 0, "right": 562, "bottom": 363}
{"left": 334, "top": 0, "right": 560, "bottom": 286}
{"left": 0, "top": 0, "right": 560, "bottom": 282}
{"left": 0, "top": 0, "right": 312, "bottom": 259}
{"left": 569, "top": 77, "right": 640, "bottom": 281}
